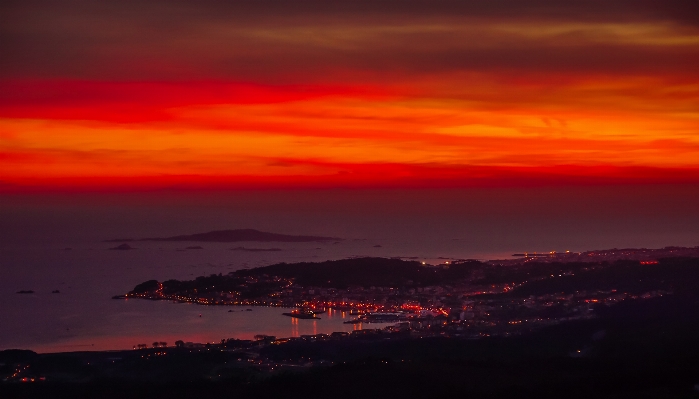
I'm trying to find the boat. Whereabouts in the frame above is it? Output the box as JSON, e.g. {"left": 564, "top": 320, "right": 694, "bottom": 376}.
{"left": 282, "top": 309, "right": 322, "bottom": 319}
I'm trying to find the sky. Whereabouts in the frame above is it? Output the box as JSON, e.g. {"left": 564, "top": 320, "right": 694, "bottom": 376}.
{"left": 1, "top": 1, "right": 698, "bottom": 250}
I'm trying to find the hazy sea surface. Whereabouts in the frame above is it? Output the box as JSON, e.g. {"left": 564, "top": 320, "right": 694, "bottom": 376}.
{"left": 0, "top": 239, "right": 502, "bottom": 353}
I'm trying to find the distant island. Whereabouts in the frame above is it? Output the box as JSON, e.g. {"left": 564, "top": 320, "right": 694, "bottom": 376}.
{"left": 105, "top": 229, "right": 341, "bottom": 243}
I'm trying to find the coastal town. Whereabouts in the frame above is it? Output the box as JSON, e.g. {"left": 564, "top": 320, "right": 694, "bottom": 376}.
{"left": 3, "top": 251, "right": 699, "bottom": 397}
{"left": 112, "top": 250, "right": 686, "bottom": 346}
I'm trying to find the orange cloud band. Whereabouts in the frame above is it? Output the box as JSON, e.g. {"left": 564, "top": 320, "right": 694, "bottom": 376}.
{"left": 1, "top": 77, "right": 697, "bottom": 192}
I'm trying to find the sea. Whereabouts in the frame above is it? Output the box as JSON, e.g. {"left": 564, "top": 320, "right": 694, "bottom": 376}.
{"left": 2, "top": 187, "right": 698, "bottom": 353}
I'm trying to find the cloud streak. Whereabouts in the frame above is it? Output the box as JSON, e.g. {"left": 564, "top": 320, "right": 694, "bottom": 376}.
{"left": 1, "top": 1, "right": 698, "bottom": 191}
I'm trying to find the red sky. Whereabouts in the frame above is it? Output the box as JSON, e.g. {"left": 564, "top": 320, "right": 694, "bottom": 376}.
{"left": 1, "top": 1, "right": 699, "bottom": 192}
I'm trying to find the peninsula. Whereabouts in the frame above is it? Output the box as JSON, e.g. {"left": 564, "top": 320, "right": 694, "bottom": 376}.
{"left": 117, "top": 248, "right": 699, "bottom": 338}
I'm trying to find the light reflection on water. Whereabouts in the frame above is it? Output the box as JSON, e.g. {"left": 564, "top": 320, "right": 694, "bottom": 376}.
{"left": 6, "top": 300, "right": 391, "bottom": 353}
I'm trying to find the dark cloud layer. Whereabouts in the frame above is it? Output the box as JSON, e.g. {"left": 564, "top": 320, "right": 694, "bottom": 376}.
{"left": 6, "top": 1, "right": 698, "bottom": 23}
{"left": 2, "top": 0, "right": 698, "bottom": 81}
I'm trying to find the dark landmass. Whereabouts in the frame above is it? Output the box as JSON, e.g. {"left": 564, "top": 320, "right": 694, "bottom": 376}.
{"left": 185, "top": 246, "right": 203, "bottom": 250}
{"left": 15, "top": 290, "right": 34, "bottom": 294}
{"left": 230, "top": 247, "right": 282, "bottom": 252}
{"left": 232, "top": 257, "right": 439, "bottom": 288}
{"left": 119, "top": 250, "right": 699, "bottom": 306}
{"left": 105, "top": 229, "right": 341, "bottom": 243}
{"left": 109, "top": 244, "right": 134, "bottom": 250}
{"left": 7, "top": 247, "right": 699, "bottom": 398}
